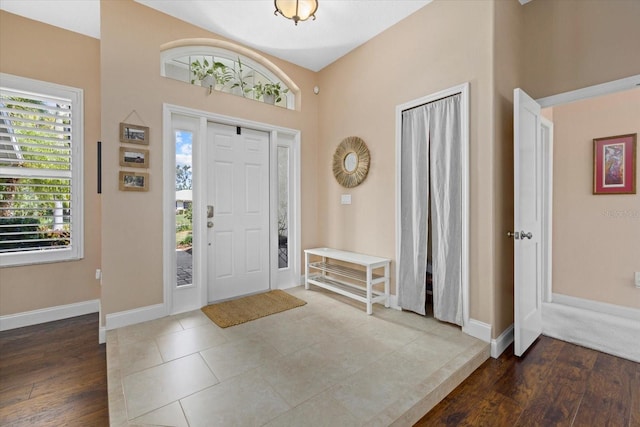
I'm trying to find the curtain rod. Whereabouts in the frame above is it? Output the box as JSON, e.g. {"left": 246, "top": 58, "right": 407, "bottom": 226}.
{"left": 401, "top": 92, "right": 461, "bottom": 113}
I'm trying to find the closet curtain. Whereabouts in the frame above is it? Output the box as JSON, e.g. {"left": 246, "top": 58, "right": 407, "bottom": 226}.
{"left": 398, "top": 94, "right": 463, "bottom": 325}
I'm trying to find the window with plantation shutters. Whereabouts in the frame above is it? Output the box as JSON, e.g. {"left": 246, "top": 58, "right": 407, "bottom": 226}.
{"left": 0, "top": 74, "right": 83, "bottom": 267}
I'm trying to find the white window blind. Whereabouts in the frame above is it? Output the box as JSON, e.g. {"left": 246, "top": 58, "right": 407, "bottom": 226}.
{"left": 0, "top": 74, "right": 83, "bottom": 266}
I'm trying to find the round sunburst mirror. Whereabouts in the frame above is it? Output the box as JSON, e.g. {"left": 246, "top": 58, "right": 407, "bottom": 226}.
{"left": 332, "top": 136, "right": 370, "bottom": 188}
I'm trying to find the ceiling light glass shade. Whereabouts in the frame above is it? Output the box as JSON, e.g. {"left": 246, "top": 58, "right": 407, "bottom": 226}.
{"left": 274, "top": 0, "right": 318, "bottom": 25}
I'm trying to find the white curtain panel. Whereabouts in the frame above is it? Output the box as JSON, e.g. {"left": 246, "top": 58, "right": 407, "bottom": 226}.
{"left": 398, "top": 94, "right": 463, "bottom": 325}
{"left": 398, "top": 107, "right": 430, "bottom": 315}
{"left": 429, "top": 95, "right": 463, "bottom": 325}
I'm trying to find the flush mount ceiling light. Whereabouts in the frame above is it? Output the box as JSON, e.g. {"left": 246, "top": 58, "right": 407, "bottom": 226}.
{"left": 274, "top": 0, "right": 318, "bottom": 25}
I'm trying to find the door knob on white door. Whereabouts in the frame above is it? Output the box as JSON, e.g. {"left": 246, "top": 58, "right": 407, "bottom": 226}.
{"left": 520, "top": 231, "right": 533, "bottom": 239}
{"left": 207, "top": 221, "right": 214, "bottom": 228}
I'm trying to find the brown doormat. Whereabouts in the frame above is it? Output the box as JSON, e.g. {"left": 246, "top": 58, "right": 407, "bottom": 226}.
{"left": 201, "top": 290, "right": 307, "bottom": 328}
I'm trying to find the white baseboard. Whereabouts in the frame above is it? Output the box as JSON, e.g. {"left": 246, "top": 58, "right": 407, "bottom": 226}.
{"left": 543, "top": 299, "right": 640, "bottom": 363}
{"left": 0, "top": 299, "right": 100, "bottom": 331}
{"left": 463, "top": 318, "right": 491, "bottom": 343}
{"left": 552, "top": 293, "right": 639, "bottom": 321}
{"left": 105, "top": 303, "right": 166, "bottom": 330}
{"left": 491, "top": 324, "right": 514, "bottom": 359}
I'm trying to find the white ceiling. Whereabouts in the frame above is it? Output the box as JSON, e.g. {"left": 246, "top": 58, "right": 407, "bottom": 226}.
{"left": 0, "top": 0, "right": 101, "bottom": 39}
{"left": 0, "top": 0, "right": 433, "bottom": 71}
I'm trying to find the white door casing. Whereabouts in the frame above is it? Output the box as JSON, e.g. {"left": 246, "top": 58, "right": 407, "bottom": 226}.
{"left": 514, "top": 88, "right": 544, "bottom": 356}
{"left": 394, "top": 82, "right": 470, "bottom": 329}
{"left": 207, "top": 122, "right": 270, "bottom": 302}
{"left": 540, "top": 116, "right": 554, "bottom": 304}
{"left": 163, "top": 104, "right": 301, "bottom": 315}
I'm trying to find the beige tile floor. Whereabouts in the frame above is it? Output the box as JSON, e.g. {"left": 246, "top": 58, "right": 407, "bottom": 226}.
{"left": 107, "top": 286, "right": 489, "bottom": 427}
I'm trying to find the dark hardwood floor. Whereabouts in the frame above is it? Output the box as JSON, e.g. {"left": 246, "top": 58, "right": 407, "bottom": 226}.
{"left": 416, "top": 335, "right": 640, "bottom": 427}
{"left": 0, "top": 313, "right": 108, "bottom": 426}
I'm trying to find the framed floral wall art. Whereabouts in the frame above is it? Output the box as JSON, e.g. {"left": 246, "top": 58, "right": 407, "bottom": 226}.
{"left": 593, "top": 133, "right": 636, "bottom": 195}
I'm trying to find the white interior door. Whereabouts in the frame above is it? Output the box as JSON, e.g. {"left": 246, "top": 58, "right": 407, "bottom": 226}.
{"left": 513, "top": 88, "right": 543, "bottom": 356}
{"left": 207, "top": 122, "right": 270, "bottom": 301}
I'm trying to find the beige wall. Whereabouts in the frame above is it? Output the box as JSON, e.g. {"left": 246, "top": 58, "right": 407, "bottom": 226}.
{"left": 0, "top": 12, "right": 102, "bottom": 315}
{"left": 99, "top": 0, "right": 319, "bottom": 316}
{"left": 492, "top": 0, "right": 524, "bottom": 336}
{"left": 551, "top": 88, "right": 640, "bottom": 309}
{"left": 317, "top": 0, "right": 496, "bottom": 326}
{"left": 523, "top": 0, "right": 640, "bottom": 99}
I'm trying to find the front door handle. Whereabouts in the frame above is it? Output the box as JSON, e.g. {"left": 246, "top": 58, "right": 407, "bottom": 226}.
{"left": 207, "top": 221, "right": 214, "bottom": 228}
{"left": 507, "top": 231, "right": 519, "bottom": 239}
{"left": 520, "top": 231, "right": 533, "bottom": 239}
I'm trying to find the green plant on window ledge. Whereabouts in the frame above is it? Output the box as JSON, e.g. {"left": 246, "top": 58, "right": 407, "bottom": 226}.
{"left": 190, "top": 59, "right": 232, "bottom": 89}
{"left": 230, "top": 57, "right": 254, "bottom": 98}
{"left": 190, "top": 58, "right": 211, "bottom": 84}
{"left": 252, "top": 81, "right": 289, "bottom": 105}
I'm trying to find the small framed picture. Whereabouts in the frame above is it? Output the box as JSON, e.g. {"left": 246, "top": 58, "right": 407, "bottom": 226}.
{"left": 119, "top": 147, "right": 149, "bottom": 168}
{"left": 119, "top": 122, "right": 149, "bottom": 145}
{"left": 593, "top": 133, "right": 636, "bottom": 195}
{"left": 119, "top": 171, "right": 149, "bottom": 192}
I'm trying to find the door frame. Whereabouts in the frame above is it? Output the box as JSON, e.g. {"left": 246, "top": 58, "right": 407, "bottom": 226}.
{"left": 540, "top": 116, "right": 553, "bottom": 304}
{"left": 532, "top": 73, "right": 640, "bottom": 306}
{"left": 507, "top": 74, "right": 640, "bottom": 357}
{"left": 394, "top": 82, "right": 470, "bottom": 329}
{"left": 162, "top": 104, "right": 301, "bottom": 314}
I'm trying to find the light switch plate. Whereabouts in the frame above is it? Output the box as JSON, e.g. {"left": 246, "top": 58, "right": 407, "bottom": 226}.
{"left": 635, "top": 272, "right": 640, "bottom": 288}
{"left": 341, "top": 194, "right": 352, "bottom": 205}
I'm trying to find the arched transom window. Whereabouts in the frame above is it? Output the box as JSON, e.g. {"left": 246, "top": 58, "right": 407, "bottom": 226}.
{"left": 161, "top": 40, "right": 298, "bottom": 110}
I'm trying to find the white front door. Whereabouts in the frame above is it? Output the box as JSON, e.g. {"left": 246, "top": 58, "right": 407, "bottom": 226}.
{"left": 513, "top": 88, "right": 543, "bottom": 356}
{"left": 207, "top": 122, "right": 270, "bottom": 301}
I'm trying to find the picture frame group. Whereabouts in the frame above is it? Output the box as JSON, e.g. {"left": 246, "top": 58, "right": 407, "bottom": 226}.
{"left": 119, "top": 122, "right": 150, "bottom": 191}
{"left": 593, "top": 133, "right": 637, "bottom": 195}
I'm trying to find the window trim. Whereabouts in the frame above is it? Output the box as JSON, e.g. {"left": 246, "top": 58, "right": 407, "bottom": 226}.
{"left": 0, "top": 73, "right": 84, "bottom": 267}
